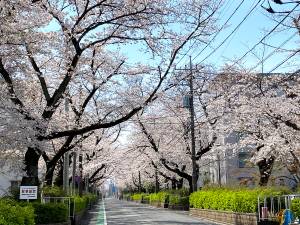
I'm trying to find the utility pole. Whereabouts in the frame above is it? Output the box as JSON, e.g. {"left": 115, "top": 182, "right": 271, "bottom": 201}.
{"left": 177, "top": 56, "right": 200, "bottom": 192}
{"left": 155, "top": 168, "right": 159, "bottom": 193}
{"left": 71, "top": 151, "right": 77, "bottom": 195}
{"left": 63, "top": 90, "right": 70, "bottom": 194}
{"left": 217, "top": 154, "right": 221, "bottom": 186}
{"left": 189, "top": 56, "right": 197, "bottom": 192}
{"left": 138, "top": 171, "right": 141, "bottom": 193}
{"left": 78, "top": 152, "right": 83, "bottom": 196}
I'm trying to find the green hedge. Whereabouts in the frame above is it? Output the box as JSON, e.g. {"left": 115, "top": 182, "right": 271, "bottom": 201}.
{"left": 0, "top": 199, "right": 35, "bottom": 225}
{"left": 168, "top": 188, "right": 189, "bottom": 196}
{"left": 169, "top": 195, "right": 189, "bottom": 206}
{"left": 130, "top": 193, "right": 151, "bottom": 203}
{"left": 142, "top": 194, "right": 150, "bottom": 203}
{"left": 190, "top": 187, "right": 290, "bottom": 213}
{"left": 42, "top": 186, "right": 66, "bottom": 197}
{"left": 292, "top": 198, "right": 300, "bottom": 218}
{"left": 131, "top": 193, "right": 143, "bottom": 201}
{"left": 72, "top": 194, "right": 97, "bottom": 213}
{"left": 149, "top": 192, "right": 168, "bottom": 204}
{"left": 32, "top": 202, "right": 68, "bottom": 224}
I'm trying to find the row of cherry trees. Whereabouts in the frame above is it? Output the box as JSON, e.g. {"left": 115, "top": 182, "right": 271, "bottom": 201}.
{"left": 114, "top": 1, "right": 300, "bottom": 192}
{"left": 0, "top": 0, "right": 221, "bottom": 187}
{"left": 116, "top": 69, "right": 300, "bottom": 192}
{"left": 1, "top": 0, "right": 300, "bottom": 191}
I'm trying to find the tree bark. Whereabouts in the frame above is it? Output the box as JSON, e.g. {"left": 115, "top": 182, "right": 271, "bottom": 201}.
{"left": 21, "top": 147, "right": 40, "bottom": 186}
{"left": 177, "top": 178, "right": 184, "bottom": 189}
{"left": 54, "top": 160, "right": 64, "bottom": 186}
{"left": 45, "top": 165, "right": 55, "bottom": 186}
{"left": 188, "top": 178, "right": 193, "bottom": 193}
{"left": 257, "top": 156, "right": 275, "bottom": 186}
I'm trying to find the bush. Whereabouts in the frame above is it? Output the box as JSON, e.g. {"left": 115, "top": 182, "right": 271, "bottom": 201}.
{"left": 32, "top": 202, "right": 68, "bottom": 224}
{"left": 157, "top": 192, "right": 169, "bottom": 203}
{"left": 42, "top": 186, "right": 66, "bottom": 197}
{"left": 169, "top": 195, "right": 189, "bottom": 205}
{"left": 167, "top": 188, "right": 189, "bottom": 196}
{"left": 131, "top": 193, "right": 143, "bottom": 201}
{"left": 190, "top": 187, "right": 289, "bottom": 213}
{"left": 166, "top": 189, "right": 189, "bottom": 209}
{"left": 292, "top": 198, "right": 300, "bottom": 218}
{"left": 149, "top": 193, "right": 159, "bottom": 203}
{"left": 0, "top": 199, "right": 35, "bottom": 225}
{"left": 142, "top": 194, "right": 150, "bottom": 203}
{"left": 72, "top": 194, "right": 97, "bottom": 213}
{"left": 73, "top": 196, "right": 88, "bottom": 213}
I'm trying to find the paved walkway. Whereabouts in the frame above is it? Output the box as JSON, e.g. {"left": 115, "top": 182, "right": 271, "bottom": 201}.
{"left": 82, "top": 198, "right": 217, "bottom": 225}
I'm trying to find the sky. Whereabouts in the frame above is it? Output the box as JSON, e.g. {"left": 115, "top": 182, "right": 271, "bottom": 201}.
{"left": 178, "top": 0, "right": 300, "bottom": 73}
{"left": 107, "top": 0, "right": 300, "bottom": 74}
{"left": 44, "top": 0, "right": 300, "bottom": 73}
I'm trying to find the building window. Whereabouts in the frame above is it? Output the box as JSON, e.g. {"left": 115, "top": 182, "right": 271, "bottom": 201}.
{"left": 238, "top": 152, "right": 249, "bottom": 168}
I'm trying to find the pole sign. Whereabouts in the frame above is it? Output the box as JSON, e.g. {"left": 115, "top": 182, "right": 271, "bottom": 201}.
{"left": 20, "top": 186, "right": 38, "bottom": 200}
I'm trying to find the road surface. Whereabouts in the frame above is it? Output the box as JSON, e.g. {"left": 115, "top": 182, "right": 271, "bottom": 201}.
{"left": 82, "top": 198, "right": 217, "bottom": 225}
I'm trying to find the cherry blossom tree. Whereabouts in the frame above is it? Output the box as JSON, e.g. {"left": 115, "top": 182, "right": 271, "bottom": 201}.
{"left": 0, "top": 0, "right": 222, "bottom": 185}
{"left": 123, "top": 68, "right": 225, "bottom": 192}
{"left": 214, "top": 70, "right": 300, "bottom": 186}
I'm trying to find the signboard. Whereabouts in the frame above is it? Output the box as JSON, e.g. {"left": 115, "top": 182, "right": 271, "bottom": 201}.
{"left": 20, "top": 186, "right": 38, "bottom": 200}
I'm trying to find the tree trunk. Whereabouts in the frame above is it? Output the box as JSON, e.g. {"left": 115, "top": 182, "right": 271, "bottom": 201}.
{"left": 171, "top": 178, "right": 177, "bottom": 190}
{"left": 188, "top": 178, "right": 193, "bottom": 194}
{"left": 54, "top": 160, "right": 64, "bottom": 186}
{"left": 21, "top": 147, "right": 40, "bottom": 186}
{"left": 45, "top": 165, "right": 55, "bottom": 186}
{"left": 177, "top": 178, "right": 183, "bottom": 189}
{"left": 257, "top": 156, "right": 275, "bottom": 186}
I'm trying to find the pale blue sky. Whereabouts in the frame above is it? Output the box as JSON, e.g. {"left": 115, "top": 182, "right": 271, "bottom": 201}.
{"left": 44, "top": 1, "right": 300, "bottom": 73}
{"left": 117, "top": 1, "right": 300, "bottom": 73}
{"left": 186, "top": 0, "right": 300, "bottom": 73}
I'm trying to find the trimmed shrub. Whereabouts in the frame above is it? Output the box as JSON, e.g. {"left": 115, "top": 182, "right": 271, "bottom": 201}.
{"left": 42, "top": 186, "right": 66, "bottom": 197}
{"left": 0, "top": 199, "right": 35, "bottom": 225}
{"left": 149, "top": 193, "right": 159, "bottom": 203}
{"left": 32, "top": 202, "right": 68, "bottom": 224}
{"left": 190, "top": 187, "right": 290, "bottom": 213}
{"left": 141, "top": 194, "right": 150, "bottom": 203}
{"left": 292, "top": 198, "right": 300, "bottom": 218}
{"left": 158, "top": 192, "right": 169, "bottom": 203}
{"left": 73, "top": 196, "right": 88, "bottom": 213}
{"left": 130, "top": 193, "right": 150, "bottom": 203}
{"left": 169, "top": 195, "right": 189, "bottom": 206}
{"left": 167, "top": 189, "right": 190, "bottom": 210}
{"left": 131, "top": 193, "right": 143, "bottom": 201}
{"left": 71, "top": 194, "right": 97, "bottom": 213}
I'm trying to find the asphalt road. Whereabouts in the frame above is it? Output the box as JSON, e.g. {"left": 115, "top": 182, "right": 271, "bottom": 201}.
{"left": 82, "top": 198, "right": 217, "bottom": 225}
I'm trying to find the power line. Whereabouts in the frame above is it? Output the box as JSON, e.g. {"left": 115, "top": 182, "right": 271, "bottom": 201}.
{"left": 176, "top": 0, "right": 224, "bottom": 66}
{"left": 248, "top": 32, "right": 298, "bottom": 72}
{"left": 229, "top": 2, "right": 300, "bottom": 68}
{"left": 267, "top": 49, "right": 300, "bottom": 74}
{"left": 193, "top": 0, "right": 262, "bottom": 64}
{"left": 191, "top": 0, "right": 247, "bottom": 63}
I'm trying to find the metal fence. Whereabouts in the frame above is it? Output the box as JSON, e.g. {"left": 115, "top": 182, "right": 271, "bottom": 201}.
{"left": 41, "top": 196, "right": 75, "bottom": 221}
{"left": 258, "top": 194, "right": 300, "bottom": 224}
